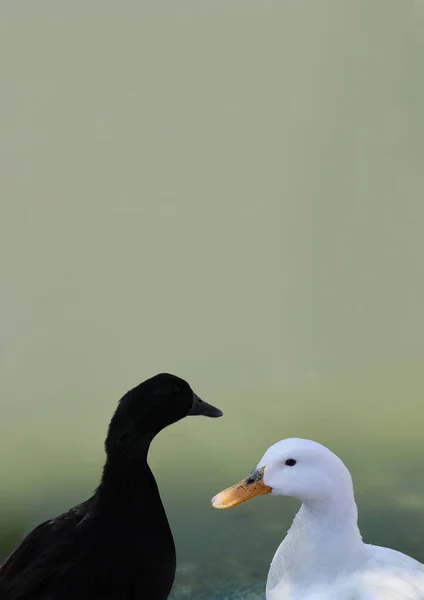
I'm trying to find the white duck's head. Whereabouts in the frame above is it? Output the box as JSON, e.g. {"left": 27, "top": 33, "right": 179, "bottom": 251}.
{"left": 212, "top": 438, "right": 355, "bottom": 509}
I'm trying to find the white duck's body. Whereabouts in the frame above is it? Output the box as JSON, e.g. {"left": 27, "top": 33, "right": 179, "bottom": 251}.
{"left": 212, "top": 438, "right": 424, "bottom": 600}
{"left": 267, "top": 507, "right": 424, "bottom": 599}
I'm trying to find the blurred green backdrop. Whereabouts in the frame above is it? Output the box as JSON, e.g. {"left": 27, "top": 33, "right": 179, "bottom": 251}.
{"left": 1, "top": 1, "right": 424, "bottom": 597}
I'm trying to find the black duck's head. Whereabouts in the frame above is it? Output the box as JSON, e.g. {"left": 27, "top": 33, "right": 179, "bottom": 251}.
{"left": 105, "top": 373, "right": 222, "bottom": 457}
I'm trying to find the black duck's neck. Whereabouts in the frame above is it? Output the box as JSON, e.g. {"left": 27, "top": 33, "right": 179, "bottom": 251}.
{"left": 94, "top": 439, "right": 165, "bottom": 522}
{"left": 89, "top": 436, "right": 176, "bottom": 587}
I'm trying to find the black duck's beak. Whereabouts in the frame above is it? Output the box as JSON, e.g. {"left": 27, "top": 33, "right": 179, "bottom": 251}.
{"left": 188, "top": 393, "right": 223, "bottom": 418}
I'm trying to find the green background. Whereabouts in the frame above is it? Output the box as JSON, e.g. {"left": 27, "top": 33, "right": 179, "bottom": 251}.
{"left": 1, "top": 1, "right": 423, "bottom": 597}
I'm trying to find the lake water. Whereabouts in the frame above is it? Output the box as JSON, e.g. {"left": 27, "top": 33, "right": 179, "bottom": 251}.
{"left": 1, "top": 1, "right": 424, "bottom": 598}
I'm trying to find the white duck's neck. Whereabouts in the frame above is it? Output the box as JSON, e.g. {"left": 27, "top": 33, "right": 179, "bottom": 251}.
{"left": 272, "top": 495, "right": 365, "bottom": 586}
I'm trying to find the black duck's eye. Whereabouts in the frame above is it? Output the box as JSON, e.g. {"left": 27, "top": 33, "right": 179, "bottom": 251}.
{"left": 285, "top": 458, "right": 296, "bottom": 467}
{"left": 173, "top": 385, "right": 181, "bottom": 394}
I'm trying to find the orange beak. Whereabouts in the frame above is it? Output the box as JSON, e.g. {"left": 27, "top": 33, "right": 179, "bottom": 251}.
{"left": 211, "top": 466, "right": 272, "bottom": 509}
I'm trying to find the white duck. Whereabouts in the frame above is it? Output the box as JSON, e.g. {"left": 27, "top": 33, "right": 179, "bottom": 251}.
{"left": 212, "top": 438, "right": 424, "bottom": 600}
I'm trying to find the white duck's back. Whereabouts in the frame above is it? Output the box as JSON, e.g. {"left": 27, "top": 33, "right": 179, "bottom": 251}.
{"left": 267, "top": 543, "right": 424, "bottom": 600}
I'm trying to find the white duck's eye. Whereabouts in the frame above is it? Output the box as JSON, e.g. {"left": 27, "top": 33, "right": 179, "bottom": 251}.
{"left": 285, "top": 458, "right": 296, "bottom": 466}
